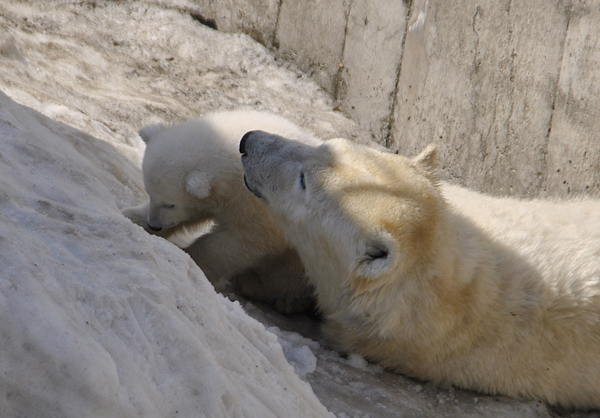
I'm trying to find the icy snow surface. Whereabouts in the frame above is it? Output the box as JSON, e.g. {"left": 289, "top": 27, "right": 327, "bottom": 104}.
{"left": 0, "top": 1, "right": 597, "bottom": 417}
{"left": 0, "top": 84, "right": 332, "bottom": 418}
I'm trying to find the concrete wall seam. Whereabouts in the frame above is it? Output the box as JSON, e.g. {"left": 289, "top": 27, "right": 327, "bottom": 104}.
{"left": 385, "top": 1, "right": 415, "bottom": 148}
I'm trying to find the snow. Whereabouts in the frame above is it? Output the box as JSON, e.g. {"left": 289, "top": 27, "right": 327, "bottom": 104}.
{"left": 0, "top": 1, "right": 597, "bottom": 417}
{"left": 0, "top": 89, "right": 332, "bottom": 417}
{"left": 268, "top": 326, "right": 319, "bottom": 378}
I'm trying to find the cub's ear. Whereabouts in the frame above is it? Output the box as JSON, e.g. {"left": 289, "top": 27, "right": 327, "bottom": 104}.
{"left": 411, "top": 143, "right": 439, "bottom": 183}
{"left": 186, "top": 171, "right": 214, "bottom": 199}
{"left": 138, "top": 124, "right": 168, "bottom": 144}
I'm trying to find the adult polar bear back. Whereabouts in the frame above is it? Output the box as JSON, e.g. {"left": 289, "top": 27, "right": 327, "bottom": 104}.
{"left": 122, "top": 111, "right": 320, "bottom": 314}
{"left": 240, "top": 130, "right": 600, "bottom": 409}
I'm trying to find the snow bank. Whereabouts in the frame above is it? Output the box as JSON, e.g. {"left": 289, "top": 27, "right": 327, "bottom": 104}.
{"left": 0, "top": 91, "right": 332, "bottom": 417}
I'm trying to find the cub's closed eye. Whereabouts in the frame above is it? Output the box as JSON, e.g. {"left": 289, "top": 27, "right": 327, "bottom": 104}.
{"left": 163, "top": 204, "right": 175, "bottom": 209}
{"left": 299, "top": 171, "right": 306, "bottom": 190}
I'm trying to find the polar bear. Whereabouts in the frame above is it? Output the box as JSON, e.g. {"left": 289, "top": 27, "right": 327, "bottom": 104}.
{"left": 122, "top": 111, "right": 320, "bottom": 314}
{"left": 240, "top": 130, "right": 600, "bottom": 409}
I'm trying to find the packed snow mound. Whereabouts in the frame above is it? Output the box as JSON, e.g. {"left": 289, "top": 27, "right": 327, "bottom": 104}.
{"left": 0, "top": 90, "right": 332, "bottom": 417}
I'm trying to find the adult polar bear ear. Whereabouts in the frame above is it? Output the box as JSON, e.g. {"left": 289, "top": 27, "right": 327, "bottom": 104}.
{"left": 351, "top": 232, "right": 397, "bottom": 294}
{"left": 360, "top": 233, "right": 395, "bottom": 272}
{"left": 411, "top": 143, "right": 439, "bottom": 184}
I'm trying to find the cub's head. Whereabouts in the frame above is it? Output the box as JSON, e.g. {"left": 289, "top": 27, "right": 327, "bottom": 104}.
{"left": 240, "top": 131, "right": 444, "bottom": 297}
{"left": 139, "top": 121, "right": 222, "bottom": 231}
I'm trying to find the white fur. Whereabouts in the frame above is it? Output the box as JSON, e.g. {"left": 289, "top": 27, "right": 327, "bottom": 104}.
{"left": 122, "top": 110, "right": 320, "bottom": 313}
{"left": 241, "top": 132, "right": 600, "bottom": 409}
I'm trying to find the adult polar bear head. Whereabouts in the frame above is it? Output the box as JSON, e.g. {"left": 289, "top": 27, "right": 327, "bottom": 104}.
{"left": 240, "top": 130, "right": 443, "bottom": 305}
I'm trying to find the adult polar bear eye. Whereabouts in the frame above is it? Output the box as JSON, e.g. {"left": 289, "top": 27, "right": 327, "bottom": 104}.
{"left": 365, "top": 243, "right": 389, "bottom": 261}
{"left": 299, "top": 171, "right": 306, "bottom": 190}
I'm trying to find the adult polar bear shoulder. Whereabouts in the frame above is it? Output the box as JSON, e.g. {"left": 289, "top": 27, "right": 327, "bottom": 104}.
{"left": 240, "top": 130, "right": 600, "bottom": 409}
{"left": 122, "top": 111, "right": 321, "bottom": 314}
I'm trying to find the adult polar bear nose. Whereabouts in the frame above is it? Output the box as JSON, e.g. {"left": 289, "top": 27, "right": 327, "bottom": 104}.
{"left": 240, "top": 130, "right": 274, "bottom": 155}
{"left": 239, "top": 130, "right": 255, "bottom": 155}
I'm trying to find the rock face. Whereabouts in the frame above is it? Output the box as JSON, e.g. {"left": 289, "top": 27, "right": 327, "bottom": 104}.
{"left": 197, "top": 0, "right": 600, "bottom": 198}
{"left": 0, "top": 1, "right": 598, "bottom": 417}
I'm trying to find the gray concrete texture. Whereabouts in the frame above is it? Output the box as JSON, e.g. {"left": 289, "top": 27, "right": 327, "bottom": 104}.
{"left": 191, "top": 0, "right": 600, "bottom": 198}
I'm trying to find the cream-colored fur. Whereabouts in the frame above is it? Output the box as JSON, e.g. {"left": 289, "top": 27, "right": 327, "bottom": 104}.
{"left": 240, "top": 131, "right": 600, "bottom": 409}
{"left": 122, "top": 111, "right": 320, "bottom": 313}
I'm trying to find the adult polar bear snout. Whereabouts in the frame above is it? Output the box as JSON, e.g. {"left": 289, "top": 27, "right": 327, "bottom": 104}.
{"left": 240, "top": 130, "right": 269, "bottom": 199}
{"left": 239, "top": 130, "right": 264, "bottom": 199}
{"left": 240, "top": 130, "right": 313, "bottom": 205}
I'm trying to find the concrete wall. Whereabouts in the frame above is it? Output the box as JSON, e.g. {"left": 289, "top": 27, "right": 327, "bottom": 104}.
{"left": 189, "top": 0, "right": 600, "bottom": 198}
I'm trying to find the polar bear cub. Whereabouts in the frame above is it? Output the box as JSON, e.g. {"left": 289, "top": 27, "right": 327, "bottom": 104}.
{"left": 122, "top": 111, "right": 320, "bottom": 313}
{"left": 240, "top": 130, "right": 600, "bottom": 409}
